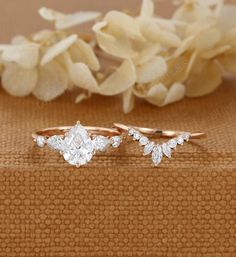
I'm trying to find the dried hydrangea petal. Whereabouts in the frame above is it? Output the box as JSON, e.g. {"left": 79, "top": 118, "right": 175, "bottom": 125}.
{"left": 192, "top": 27, "right": 221, "bottom": 51}
{"left": 186, "top": 60, "right": 222, "bottom": 97}
{"left": 145, "top": 83, "right": 168, "bottom": 107}
{"left": 139, "top": 19, "right": 181, "bottom": 48}
{"left": 133, "top": 44, "right": 161, "bottom": 65}
{"left": 201, "top": 45, "right": 231, "bottom": 59}
{"left": 69, "top": 38, "right": 100, "bottom": 71}
{"left": 11, "top": 35, "right": 29, "bottom": 45}
{"left": 38, "top": 7, "right": 63, "bottom": 21}
{"left": 32, "top": 29, "right": 54, "bottom": 42}
{"left": 136, "top": 56, "right": 167, "bottom": 84}
{"left": 33, "top": 60, "right": 68, "bottom": 101}
{"left": 1, "top": 43, "right": 39, "bottom": 69}
{"left": 55, "top": 12, "right": 101, "bottom": 30}
{"left": 162, "top": 82, "right": 186, "bottom": 106}
{"left": 93, "top": 22, "right": 137, "bottom": 59}
{"left": 67, "top": 61, "right": 98, "bottom": 93}
{"left": 122, "top": 88, "right": 135, "bottom": 114}
{"left": 218, "top": 54, "right": 236, "bottom": 73}
{"left": 39, "top": 7, "right": 100, "bottom": 29}
{"left": 140, "top": 0, "right": 154, "bottom": 18}
{"left": 41, "top": 34, "right": 78, "bottom": 65}
{"left": 104, "top": 11, "right": 144, "bottom": 41}
{"left": 2, "top": 63, "right": 37, "bottom": 97}
{"left": 99, "top": 59, "right": 136, "bottom": 96}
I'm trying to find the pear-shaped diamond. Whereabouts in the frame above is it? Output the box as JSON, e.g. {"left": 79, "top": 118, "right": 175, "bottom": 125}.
{"left": 162, "top": 143, "right": 172, "bottom": 158}
{"left": 144, "top": 142, "right": 155, "bottom": 156}
{"left": 62, "top": 124, "right": 94, "bottom": 167}
{"left": 152, "top": 145, "right": 163, "bottom": 166}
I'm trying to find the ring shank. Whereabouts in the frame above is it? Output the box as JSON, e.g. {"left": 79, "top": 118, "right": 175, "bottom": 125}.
{"left": 113, "top": 123, "right": 206, "bottom": 139}
{"left": 32, "top": 126, "right": 120, "bottom": 140}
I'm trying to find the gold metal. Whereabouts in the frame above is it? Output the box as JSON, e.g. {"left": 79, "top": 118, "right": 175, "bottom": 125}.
{"left": 32, "top": 125, "right": 120, "bottom": 140}
{"left": 113, "top": 123, "right": 206, "bottom": 139}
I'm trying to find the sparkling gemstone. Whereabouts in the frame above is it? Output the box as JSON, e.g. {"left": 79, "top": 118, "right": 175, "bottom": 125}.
{"left": 47, "top": 135, "right": 64, "bottom": 151}
{"left": 177, "top": 136, "right": 184, "bottom": 145}
{"left": 128, "top": 128, "right": 136, "bottom": 136}
{"left": 139, "top": 136, "right": 149, "bottom": 146}
{"left": 168, "top": 139, "right": 177, "bottom": 149}
{"left": 36, "top": 136, "right": 46, "bottom": 148}
{"left": 182, "top": 132, "right": 190, "bottom": 141}
{"left": 152, "top": 145, "right": 163, "bottom": 166}
{"left": 144, "top": 142, "right": 155, "bottom": 156}
{"left": 62, "top": 124, "right": 94, "bottom": 167}
{"left": 92, "top": 136, "right": 111, "bottom": 152}
{"left": 133, "top": 132, "right": 141, "bottom": 141}
{"left": 111, "top": 136, "right": 121, "bottom": 148}
{"left": 162, "top": 143, "right": 172, "bottom": 159}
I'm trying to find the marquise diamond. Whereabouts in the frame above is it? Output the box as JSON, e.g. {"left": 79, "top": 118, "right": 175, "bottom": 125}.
{"left": 152, "top": 145, "right": 163, "bottom": 166}
{"left": 177, "top": 136, "right": 184, "bottom": 145}
{"left": 47, "top": 135, "right": 64, "bottom": 151}
{"left": 92, "top": 136, "right": 111, "bottom": 152}
{"left": 143, "top": 142, "right": 155, "bottom": 156}
{"left": 162, "top": 143, "right": 171, "bottom": 159}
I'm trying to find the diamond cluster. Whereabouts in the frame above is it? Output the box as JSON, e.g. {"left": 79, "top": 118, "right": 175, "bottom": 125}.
{"left": 35, "top": 124, "right": 121, "bottom": 167}
{"left": 128, "top": 127, "right": 190, "bottom": 166}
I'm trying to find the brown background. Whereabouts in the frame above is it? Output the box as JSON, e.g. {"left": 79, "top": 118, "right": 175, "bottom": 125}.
{"left": 0, "top": 1, "right": 235, "bottom": 257}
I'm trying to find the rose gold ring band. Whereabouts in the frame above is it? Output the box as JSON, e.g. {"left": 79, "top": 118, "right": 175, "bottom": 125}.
{"left": 113, "top": 123, "right": 206, "bottom": 139}
{"left": 32, "top": 126, "right": 121, "bottom": 140}
{"left": 32, "top": 123, "right": 205, "bottom": 140}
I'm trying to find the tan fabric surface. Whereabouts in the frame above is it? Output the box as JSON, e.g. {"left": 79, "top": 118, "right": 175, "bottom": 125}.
{"left": 0, "top": 1, "right": 236, "bottom": 257}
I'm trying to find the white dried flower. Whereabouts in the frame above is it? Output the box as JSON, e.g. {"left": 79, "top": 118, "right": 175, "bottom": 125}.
{"left": 39, "top": 7, "right": 101, "bottom": 30}
{"left": 0, "top": 0, "right": 236, "bottom": 113}
{"left": 0, "top": 31, "right": 100, "bottom": 101}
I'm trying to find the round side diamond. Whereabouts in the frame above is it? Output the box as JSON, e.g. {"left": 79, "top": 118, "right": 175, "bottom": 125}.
{"left": 182, "top": 132, "right": 191, "bottom": 141}
{"left": 36, "top": 136, "right": 46, "bottom": 148}
{"left": 139, "top": 136, "right": 149, "bottom": 146}
{"left": 168, "top": 139, "right": 177, "bottom": 149}
{"left": 111, "top": 136, "right": 121, "bottom": 148}
{"left": 128, "top": 128, "right": 136, "bottom": 136}
{"left": 133, "top": 131, "right": 141, "bottom": 141}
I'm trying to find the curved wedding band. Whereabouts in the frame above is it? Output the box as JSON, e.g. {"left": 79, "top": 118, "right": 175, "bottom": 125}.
{"left": 113, "top": 123, "right": 206, "bottom": 166}
{"left": 113, "top": 123, "right": 206, "bottom": 139}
